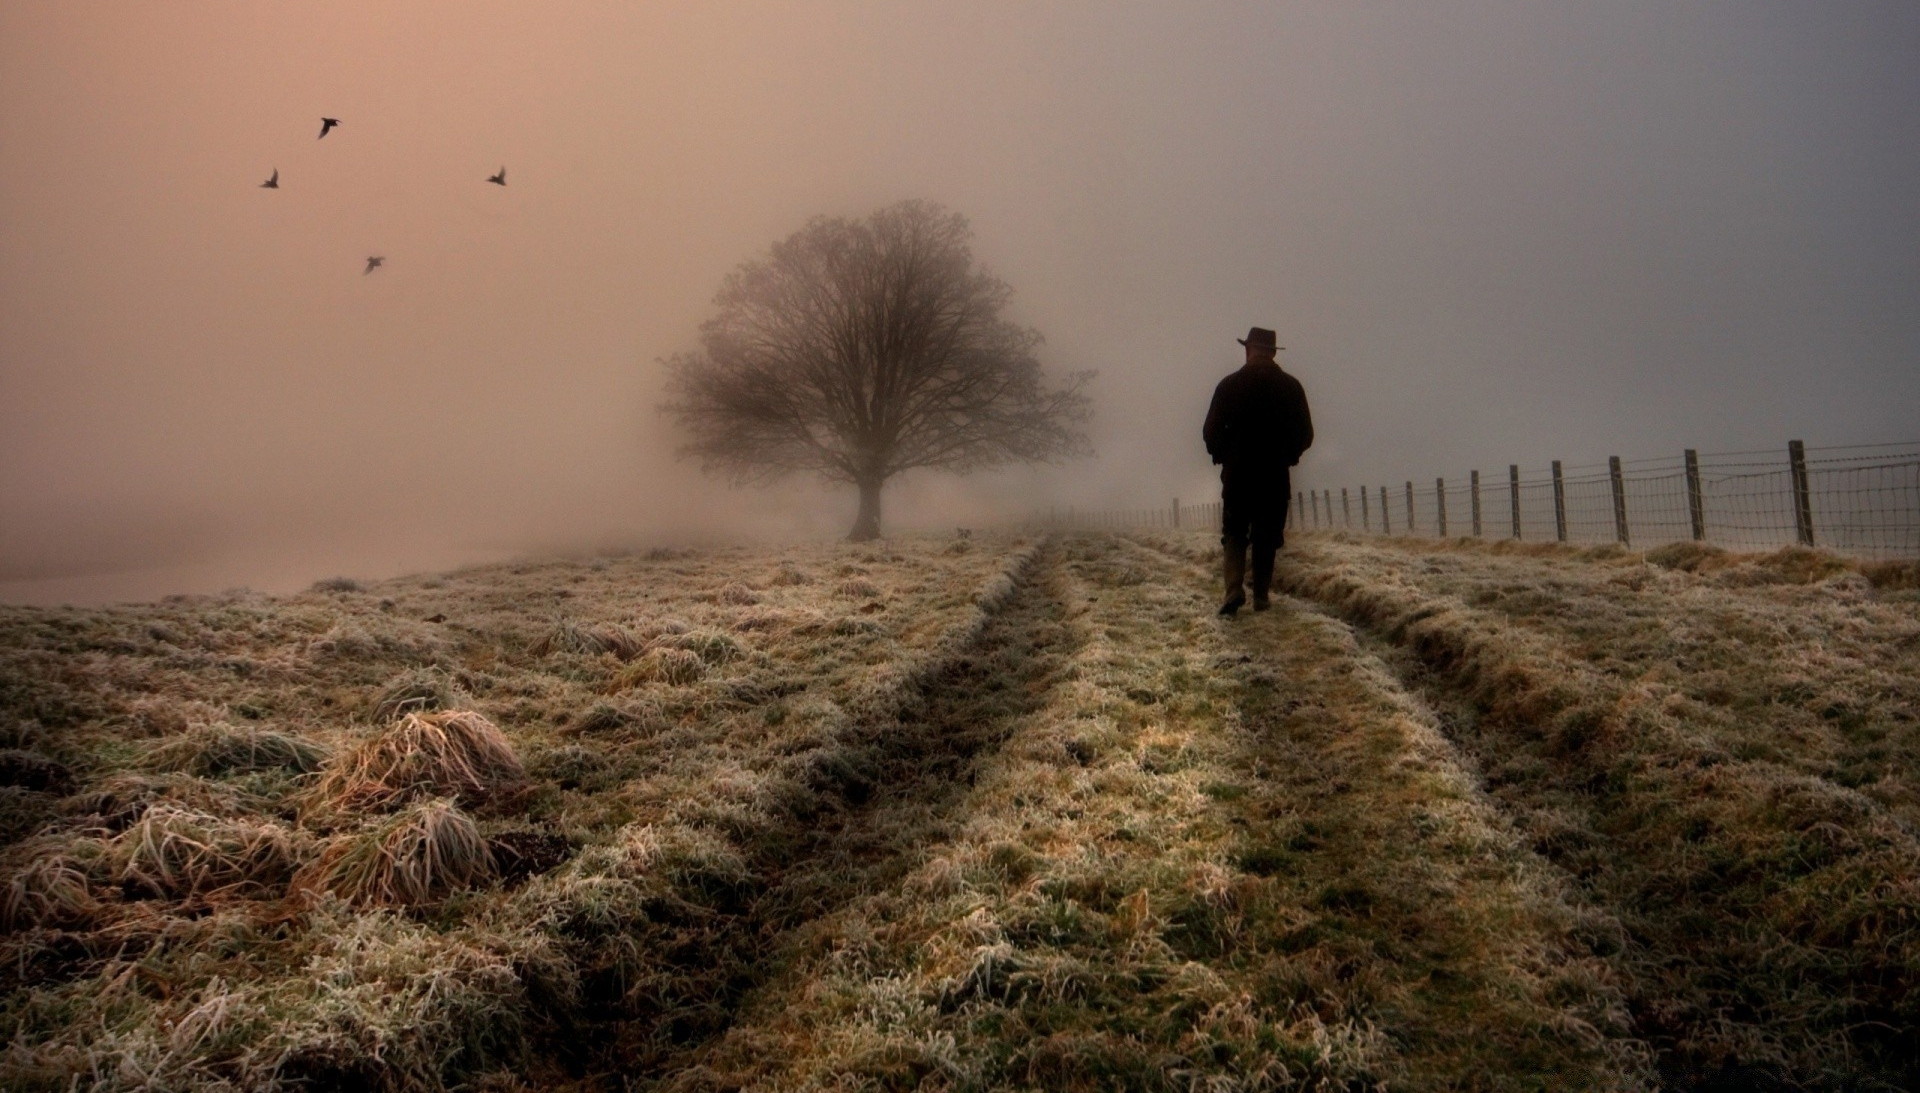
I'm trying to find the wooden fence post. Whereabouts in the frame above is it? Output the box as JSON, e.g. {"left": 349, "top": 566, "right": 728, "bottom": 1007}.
{"left": 1470, "top": 470, "right": 1482, "bottom": 537}
{"left": 1361, "top": 484, "right": 1371, "bottom": 531}
{"left": 1552, "top": 460, "right": 1568, "bottom": 543}
{"left": 1435, "top": 478, "right": 1448, "bottom": 537}
{"left": 1509, "top": 465, "right": 1521, "bottom": 539}
{"left": 1172, "top": 497, "right": 1181, "bottom": 529}
{"left": 1609, "top": 456, "right": 1630, "bottom": 545}
{"left": 1684, "top": 450, "right": 1706, "bottom": 541}
{"left": 1789, "top": 439, "right": 1815, "bottom": 546}
{"left": 1405, "top": 481, "right": 1417, "bottom": 534}
{"left": 1311, "top": 489, "right": 1321, "bottom": 528}
{"left": 1380, "top": 486, "right": 1391, "bottom": 534}
{"left": 1341, "top": 487, "right": 1351, "bottom": 528}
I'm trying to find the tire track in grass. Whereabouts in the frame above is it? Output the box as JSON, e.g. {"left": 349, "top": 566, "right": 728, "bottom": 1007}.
{"left": 571, "top": 538, "right": 1077, "bottom": 1083}
{"left": 647, "top": 533, "right": 1648, "bottom": 1092}
{"left": 1188, "top": 530, "right": 1920, "bottom": 1091}
{"left": 1113, "top": 533, "right": 1652, "bottom": 1091}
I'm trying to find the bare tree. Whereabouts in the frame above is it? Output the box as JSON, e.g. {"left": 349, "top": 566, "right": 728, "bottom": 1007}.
{"left": 662, "top": 200, "right": 1093, "bottom": 540}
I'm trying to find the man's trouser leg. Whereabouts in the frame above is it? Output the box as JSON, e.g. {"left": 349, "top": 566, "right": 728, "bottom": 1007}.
{"left": 1251, "top": 475, "right": 1290, "bottom": 610}
{"left": 1219, "top": 468, "right": 1249, "bottom": 617}
{"left": 1221, "top": 535, "right": 1248, "bottom": 616}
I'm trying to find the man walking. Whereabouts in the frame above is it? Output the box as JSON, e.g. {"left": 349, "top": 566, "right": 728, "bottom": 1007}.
{"left": 1203, "top": 327, "right": 1313, "bottom": 616}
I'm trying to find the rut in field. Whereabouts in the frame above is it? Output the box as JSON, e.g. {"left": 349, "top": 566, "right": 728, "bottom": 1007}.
{"left": 1205, "top": 530, "right": 1920, "bottom": 1092}
{"left": 594, "top": 540, "right": 1080, "bottom": 1080}
{"left": 663, "top": 534, "right": 1652, "bottom": 1092}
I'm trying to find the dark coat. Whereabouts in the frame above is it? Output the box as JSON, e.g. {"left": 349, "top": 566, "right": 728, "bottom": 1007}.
{"left": 1203, "top": 360, "right": 1313, "bottom": 471}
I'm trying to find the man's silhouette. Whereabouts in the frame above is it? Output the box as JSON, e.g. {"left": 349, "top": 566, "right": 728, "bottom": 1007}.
{"left": 1203, "top": 327, "right": 1313, "bottom": 616}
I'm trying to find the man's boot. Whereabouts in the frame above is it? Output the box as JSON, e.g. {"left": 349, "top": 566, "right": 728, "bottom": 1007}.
{"left": 1251, "top": 545, "right": 1275, "bottom": 611}
{"left": 1219, "top": 536, "right": 1248, "bottom": 616}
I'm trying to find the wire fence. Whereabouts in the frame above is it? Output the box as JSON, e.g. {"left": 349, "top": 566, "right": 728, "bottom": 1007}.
{"left": 1033, "top": 440, "right": 1920, "bottom": 559}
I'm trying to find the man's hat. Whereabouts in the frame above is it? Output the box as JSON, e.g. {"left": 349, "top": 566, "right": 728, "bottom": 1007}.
{"left": 1237, "top": 327, "right": 1283, "bottom": 351}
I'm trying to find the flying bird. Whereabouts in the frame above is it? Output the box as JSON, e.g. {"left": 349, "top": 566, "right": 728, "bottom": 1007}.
{"left": 486, "top": 166, "right": 506, "bottom": 186}
{"left": 364, "top": 256, "right": 385, "bottom": 275}
{"left": 260, "top": 168, "right": 278, "bottom": 188}
{"left": 318, "top": 117, "right": 340, "bottom": 139}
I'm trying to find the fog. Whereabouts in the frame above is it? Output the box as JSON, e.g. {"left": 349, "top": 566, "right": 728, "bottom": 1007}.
{"left": 4, "top": 2, "right": 1918, "bottom": 605}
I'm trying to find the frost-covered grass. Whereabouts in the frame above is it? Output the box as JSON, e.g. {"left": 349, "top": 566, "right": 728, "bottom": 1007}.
{"left": 4, "top": 528, "right": 1907, "bottom": 1090}
{"left": 649, "top": 534, "right": 1649, "bottom": 1092}
{"left": 1205, "top": 529, "right": 1920, "bottom": 1090}
{"left": 0, "top": 534, "right": 1030, "bottom": 1090}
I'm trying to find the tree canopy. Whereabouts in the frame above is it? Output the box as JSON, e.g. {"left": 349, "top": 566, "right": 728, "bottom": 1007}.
{"left": 662, "top": 200, "right": 1092, "bottom": 539}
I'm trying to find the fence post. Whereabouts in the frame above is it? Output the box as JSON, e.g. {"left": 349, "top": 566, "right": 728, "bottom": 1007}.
{"left": 1552, "top": 460, "right": 1568, "bottom": 543}
{"left": 1470, "top": 470, "right": 1482, "bottom": 537}
{"left": 1609, "top": 456, "right": 1630, "bottom": 545}
{"left": 1435, "top": 477, "right": 1448, "bottom": 537}
{"left": 1509, "top": 465, "right": 1521, "bottom": 539}
{"left": 1380, "top": 486, "right": 1391, "bottom": 534}
{"left": 1172, "top": 498, "right": 1180, "bottom": 529}
{"left": 1341, "top": 488, "right": 1351, "bottom": 528}
{"left": 1789, "top": 439, "right": 1815, "bottom": 546}
{"left": 1361, "top": 485, "right": 1371, "bottom": 531}
{"left": 1405, "top": 481, "right": 1416, "bottom": 534}
{"left": 1684, "top": 450, "right": 1706, "bottom": 541}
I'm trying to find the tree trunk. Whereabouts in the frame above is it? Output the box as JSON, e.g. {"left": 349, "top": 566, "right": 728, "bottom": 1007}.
{"left": 848, "top": 475, "right": 884, "bottom": 541}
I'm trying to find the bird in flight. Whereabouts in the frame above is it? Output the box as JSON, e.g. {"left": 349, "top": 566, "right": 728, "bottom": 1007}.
{"left": 364, "top": 256, "right": 385, "bottom": 275}
{"left": 261, "top": 168, "right": 279, "bottom": 188}
{"left": 487, "top": 166, "right": 506, "bottom": 186}
{"left": 318, "top": 117, "right": 340, "bottom": 139}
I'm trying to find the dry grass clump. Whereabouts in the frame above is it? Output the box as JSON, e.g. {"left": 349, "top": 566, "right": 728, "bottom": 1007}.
{"left": 110, "top": 803, "right": 304, "bottom": 900}
{"left": 528, "top": 617, "right": 642, "bottom": 660}
{"left": 307, "top": 710, "right": 525, "bottom": 815}
{"left": 769, "top": 561, "right": 811, "bottom": 586}
{"left": 1643, "top": 540, "right": 1730, "bottom": 573}
{"left": 709, "top": 583, "right": 759, "bottom": 606}
{"left": 61, "top": 771, "right": 264, "bottom": 831}
{"left": 1861, "top": 558, "right": 1920, "bottom": 590}
{"left": 660, "top": 629, "right": 744, "bottom": 665}
{"left": 2, "top": 838, "right": 103, "bottom": 928}
{"left": 309, "top": 576, "right": 364, "bottom": 593}
{"left": 835, "top": 577, "right": 882, "bottom": 598}
{"left": 143, "top": 723, "right": 329, "bottom": 777}
{"left": 293, "top": 799, "right": 496, "bottom": 907}
{"left": 613, "top": 647, "right": 706, "bottom": 688}
{"left": 370, "top": 666, "right": 469, "bottom": 721}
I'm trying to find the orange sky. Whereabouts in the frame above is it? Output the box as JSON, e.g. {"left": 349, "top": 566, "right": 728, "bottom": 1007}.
{"left": 4, "top": 3, "right": 1918, "bottom": 602}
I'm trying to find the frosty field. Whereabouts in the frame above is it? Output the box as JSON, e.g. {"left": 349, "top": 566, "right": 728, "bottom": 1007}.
{"left": 2, "top": 531, "right": 1917, "bottom": 1091}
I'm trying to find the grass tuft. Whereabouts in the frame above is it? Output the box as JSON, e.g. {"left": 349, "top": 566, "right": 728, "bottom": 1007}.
{"left": 109, "top": 803, "right": 303, "bottom": 900}
{"left": 143, "top": 723, "right": 329, "bottom": 777}
{"left": 529, "top": 617, "right": 643, "bottom": 660}
{"left": 307, "top": 710, "right": 526, "bottom": 816}
{"left": 294, "top": 798, "right": 496, "bottom": 907}
{"left": 371, "top": 667, "right": 470, "bottom": 722}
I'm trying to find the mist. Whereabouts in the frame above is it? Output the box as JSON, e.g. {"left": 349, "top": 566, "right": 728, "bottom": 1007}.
{"left": 5, "top": 2, "right": 1918, "bottom": 605}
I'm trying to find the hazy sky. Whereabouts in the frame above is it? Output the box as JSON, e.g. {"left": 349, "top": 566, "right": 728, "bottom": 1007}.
{"left": 4, "top": 2, "right": 1918, "bottom": 603}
